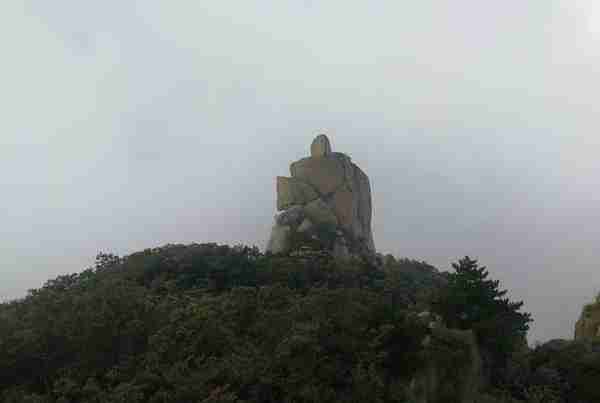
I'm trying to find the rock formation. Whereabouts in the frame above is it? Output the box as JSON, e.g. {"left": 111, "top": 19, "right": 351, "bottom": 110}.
{"left": 266, "top": 134, "right": 375, "bottom": 259}
{"left": 409, "top": 323, "right": 482, "bottom": 403}
{"left": 575, "top": 294, "right": 600, "bottom": 341}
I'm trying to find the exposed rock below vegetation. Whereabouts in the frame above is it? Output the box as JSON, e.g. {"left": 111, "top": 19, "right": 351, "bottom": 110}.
{"left": 267, "top": 134, "right": 375, "bottom": 260}
{"left": 409, "top": 316, "right": 482, "bottom": 403}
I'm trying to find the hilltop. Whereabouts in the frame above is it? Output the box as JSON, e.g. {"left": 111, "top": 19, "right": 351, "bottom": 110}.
{"left": 3, "top": 242, "right": 592, "bottom": 403}
{"left": 2, "top": 135, "right": 599, "bottom": 402}
{"left": 1, "top": 243, "right": 450, "bottom": 402}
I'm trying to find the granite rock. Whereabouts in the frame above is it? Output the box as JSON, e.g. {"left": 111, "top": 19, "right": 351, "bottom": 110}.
{"left": 289, "top": 155, "right": 348, "bottom": 195}
{"left": 303, "top": 198, "right": 338, "bottom": 227}
{"left": 310, "top": 134, "right": 332, "bottom": 157}
{"left": 266, "top": 224, "right": 292, "bottom": 254}
{"left": 275, "top": 205, "right": 305, "bottom": 227}
{"left": 297, "top": 218, "right": 313, "bottom": 233}
{"left": 277, "top": 176, "right": 319, "bottom": 211}
{"left": 267, "top": 134, "right": 375, "bottom": 258}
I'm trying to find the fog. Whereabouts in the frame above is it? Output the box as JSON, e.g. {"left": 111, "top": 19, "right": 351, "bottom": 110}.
{"left": 2, "top": 1, "right": 600, "bottom": 343}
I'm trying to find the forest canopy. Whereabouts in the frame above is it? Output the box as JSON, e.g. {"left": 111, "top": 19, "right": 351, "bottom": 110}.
{"left": 0, "top": 244, "right": 592, "bottom": 403}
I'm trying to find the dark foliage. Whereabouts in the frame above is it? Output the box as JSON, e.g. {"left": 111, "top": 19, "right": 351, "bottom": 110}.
{"left": 9, "top": 246, "right": 598, "bottom": 402}
{"left": 0, "top": 244, "right": 447, "bottom": 403}
{"left": 431, "top": 256, "right": 532, "bottom": 383}
{"left": 517, "top": 339, "right": 600, "bottom": 403}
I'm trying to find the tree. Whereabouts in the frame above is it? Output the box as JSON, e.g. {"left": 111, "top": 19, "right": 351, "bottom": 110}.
{"left": 432, "top": 256, "right": 532, "bottom": 374}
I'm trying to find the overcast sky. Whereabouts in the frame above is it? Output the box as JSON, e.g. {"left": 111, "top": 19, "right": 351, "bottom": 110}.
{"left": 2, "top": 1, "right": 600, "bottom": 343}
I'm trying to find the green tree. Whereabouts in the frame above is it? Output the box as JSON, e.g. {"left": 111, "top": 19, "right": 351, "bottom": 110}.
{"left": 432, "top": 256, "right": 532, "bottom": 376}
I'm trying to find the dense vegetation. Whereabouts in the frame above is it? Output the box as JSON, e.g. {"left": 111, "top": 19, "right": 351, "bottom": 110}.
{"left": 0, "top": 243, "right": 597, "bottom": 402}
{"left": 432, "top": 257, "right": 532, "bottom": 382}
{"left": 0, "top": 244, "right": 443, "bottom": 402}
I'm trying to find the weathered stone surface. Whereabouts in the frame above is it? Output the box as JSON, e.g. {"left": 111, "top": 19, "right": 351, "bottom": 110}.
{"left": 297, "top": 218, "right": 313, "bottom": 233}
{"left": 276, "top": 177, "right": 319, "bottom": 211}
{"left": 303, "top": 198, "right": 338, "bottom": 227}
{"left": 324, "top": 165, "right": 374, "bottom": 253}
{"left": 310, "top": 134, "right": 332, "bottom": 157}
{"left": 266, "top": 224, "right": 292, "bottom": 254}
{"left": 332, "top": 237, "right": 350, "bottom": 260}
{"left": 575, "top": 298, "right": 600, "bottom": 341}
{"left": 275, "top": 205, "right": 305, "bottom": 227}
{"left": 290, "top": 155, "right": 347, "bottom": 195}
{"left": 331, "top": 188, "right": 354, "bottom": 232}
{"left": 351, "top": 164, "right": 375, "bottom": 253}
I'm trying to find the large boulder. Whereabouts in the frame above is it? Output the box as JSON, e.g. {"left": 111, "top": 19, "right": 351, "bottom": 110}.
{"left": 266, "top": 134, "right": 376, "bottom": 259}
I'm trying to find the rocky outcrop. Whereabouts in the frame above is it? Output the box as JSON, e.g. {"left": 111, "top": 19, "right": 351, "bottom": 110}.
{"left": 575, "top": 295, "right": 600, "bottom": 341}
{"left": 276, "top": 177, "right": 319, "bottom": 211}
{"left": 266, "top": 134, "right": 375, "bottom": 259}
{"left": 409, "top": 315, "right": 482, "bottom": 403}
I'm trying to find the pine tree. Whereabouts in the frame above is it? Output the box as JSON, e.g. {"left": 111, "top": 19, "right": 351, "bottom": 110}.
{"left": 433, "top": 256, "right": 532, "bottom": 368}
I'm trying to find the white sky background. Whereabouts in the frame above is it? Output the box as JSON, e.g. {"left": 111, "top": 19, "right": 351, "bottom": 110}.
{"left": 2, "top": 0, "right": 600, "bottom": 343}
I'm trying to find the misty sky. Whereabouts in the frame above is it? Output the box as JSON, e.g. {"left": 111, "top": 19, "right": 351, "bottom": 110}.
{"left": 2, "top": 1, "right": 600, "bottom": 343}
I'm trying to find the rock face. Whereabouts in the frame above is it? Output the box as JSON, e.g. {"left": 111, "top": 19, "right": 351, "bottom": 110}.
{"left": 409, "top": 324, "right": 482, "bottom": 403}
{"left": 276, "top": 177, "right": 319, "bottom": 210}
{"left": 266, "top": 224, "right": 292, "bottom": 255}
{"left": 575, "top": 295, "right": 600, "bottom": 341}
{"left": 266, "top": 134, "right": 375, "bottom": 259}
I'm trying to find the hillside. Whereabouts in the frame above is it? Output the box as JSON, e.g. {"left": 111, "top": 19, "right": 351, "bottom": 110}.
{"left": 0, "top": 243, "right": 598, "bottom": 402}
{"left": 0, "top": 244, "right": 446, "bottom": 402}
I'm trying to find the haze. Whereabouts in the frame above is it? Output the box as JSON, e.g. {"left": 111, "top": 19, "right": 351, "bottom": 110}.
{"left": 2, "top": 1, "right": 600, "bottom": 343}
